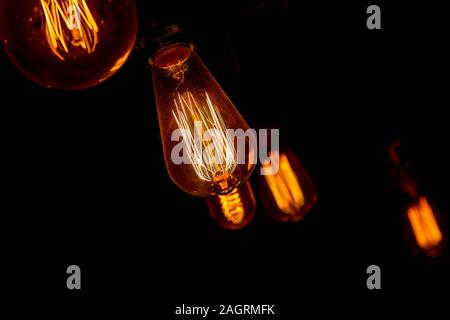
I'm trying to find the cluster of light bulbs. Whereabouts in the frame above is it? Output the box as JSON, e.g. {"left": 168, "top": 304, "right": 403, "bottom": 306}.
{"left": 0, "top": 0, "right": 444, "bottom": 256}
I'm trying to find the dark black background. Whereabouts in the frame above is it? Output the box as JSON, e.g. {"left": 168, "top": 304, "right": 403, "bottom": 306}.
{"left": 1, "top": 0, "right": 449, "bottom": 304}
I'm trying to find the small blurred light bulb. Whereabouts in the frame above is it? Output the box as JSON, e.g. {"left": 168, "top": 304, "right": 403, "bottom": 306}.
{"left": 258, "top": 148, "right": 317, "bottom": 222}
{"left": 387, "top": 140, "right": 446, "bottom": 257}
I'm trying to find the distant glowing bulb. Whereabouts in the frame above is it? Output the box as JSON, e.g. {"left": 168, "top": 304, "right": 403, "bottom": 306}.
{"left": 149, "top": 40, "right": 256, "bottom": 196}
{"left": 258, "top": 149, "right": 317, "bottom": 222}
{"left": 263, "top": 152, "right": 305, "bottom": 215}
{"left": 386, "top": 140, "right": 446, "bottom": 257}
{"left": 406, "top": 196, "right": 444, "bottom": 257}
{"left": 206, "top": 181, "right": 256, "bottom": 230}
{"left": 0, "top": 0, "right": 138, "bottom": 89}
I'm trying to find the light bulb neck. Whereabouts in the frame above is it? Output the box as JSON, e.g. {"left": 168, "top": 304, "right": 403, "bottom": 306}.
{"left": 212, "top": 172, "right": 238, "bottom": 195}
{"left": 137, "top": 24, "right": 193, "bottom": 65}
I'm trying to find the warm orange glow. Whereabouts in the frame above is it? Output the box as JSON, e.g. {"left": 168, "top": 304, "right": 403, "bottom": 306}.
{"left": 407, "top": 197, "right": 443, "bottom": 253}
{"left": 150, "top": 44, "right": 256, "bottom": 196}
{"left": 152, "top": 45, "right": 191, "bottom": 82}
{"left": 218, "top": 187, "right": 245, "bottom": 224}
{"left": 172, "top": 90, "right": 237, "bottom": 194}
{"left": 109, "top": 51, "right": 132, "bottom": 72}
{"left": 263, "top": 152, "right": 305, "bottom": 215}
{"left": 206, "top": 180, "right": 256, "bottom": 230}
{"left": 40, "top": 0, "right": 99, "bottom": 60}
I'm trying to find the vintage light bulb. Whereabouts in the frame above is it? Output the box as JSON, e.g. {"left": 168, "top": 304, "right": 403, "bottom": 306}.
{"left": 387, "top": 140, "right": 446, "bottom": 257}
{"left": 0, "top": 0, "right": 138, "bottom": 89}
{"left": 206, "top": 181, "right": 256, "bottom": 230}
{"left": 405, "top": 196, "right": 444, "bottom": 257}
{"left": 148, "top": 30, "right": 256, "bottom": 196}
{"left": 258, "top": 148, "right": 317, "bottom": 222}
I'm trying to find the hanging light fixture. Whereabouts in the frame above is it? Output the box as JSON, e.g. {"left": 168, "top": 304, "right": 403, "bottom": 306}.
{"left": 145, "top": 26, "right": 257, "bottom": 197}
{"left": 387, "top": 140, "right": 445, "bottom": 257}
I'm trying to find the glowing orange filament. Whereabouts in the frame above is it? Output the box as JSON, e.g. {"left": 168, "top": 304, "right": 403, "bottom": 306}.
{"left": 407, "top": 197, "right": 443, "bottom": 253}
{"left": 218, "top": 188, "right": 245, "bottom": 224}
{"left": 263, "top": 152, "right": 305, "bottom": 215}
{"left": 172, "top": 90, "right": 237, "bottom": 193}
{"left": 40, "top": 0, "right": 99, "bottom": 60}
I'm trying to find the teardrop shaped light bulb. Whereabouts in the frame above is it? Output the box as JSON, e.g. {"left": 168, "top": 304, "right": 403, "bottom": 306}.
{"left": 148, "top": 35, "right": 256, "bottom": 196}
{"left": 0, "top": 0, "right": 138, "bottom": 89}
{"left": 258, "top": 146, "right": 317, "bottom": 222}
{"left": 206, "top": 180, "right": 256, "bottom": 230}
{"left": 386, "top": 140, "right": 446, "bottom": 257}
